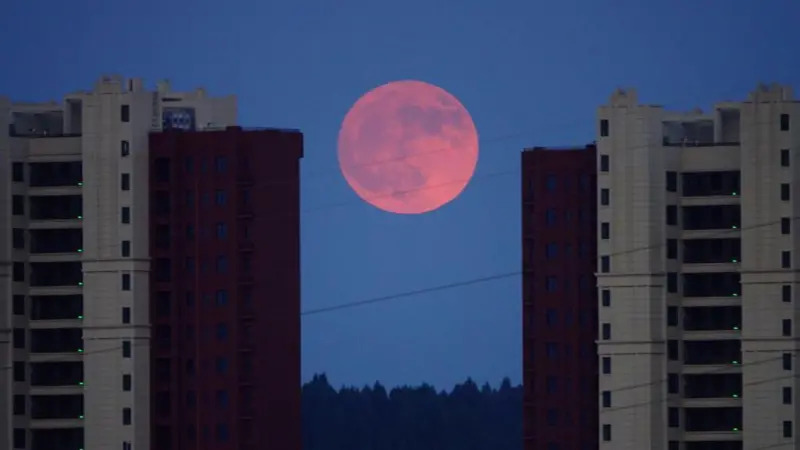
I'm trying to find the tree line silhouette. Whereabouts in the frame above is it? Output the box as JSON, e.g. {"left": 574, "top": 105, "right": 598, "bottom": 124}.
{"left": 302, "top": 374, "right": 522, "bottom": 450}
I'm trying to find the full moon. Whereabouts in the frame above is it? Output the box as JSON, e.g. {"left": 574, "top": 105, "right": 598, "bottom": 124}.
{"left": 337, "top": 80, "right": 479, "bottom": 214}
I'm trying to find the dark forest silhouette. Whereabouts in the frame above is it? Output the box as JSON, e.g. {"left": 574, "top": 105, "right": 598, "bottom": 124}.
{"left": 302, "top": 374, "right": 522, "bottom": 450}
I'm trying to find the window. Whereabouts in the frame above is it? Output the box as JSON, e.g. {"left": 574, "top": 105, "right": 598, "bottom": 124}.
{"left": 122, "top": 341, "right": 131, "bottom": 358}
{"left": 666, "top": 171, "right": 677, "bottom": 192}
{"left": 784, "top": 420, "right": 792, "bottom": 438}
{"left": 13, "top": 262, "right": 24, "bottom": 282}
{"left": 668, "top": 373, "right": 679, "bottom": 394}
{"left": 546, "top": 243, "right": 558, "bottom": 259}
{"left": 13, "top": 428, "right": 24, "bottom": 449}
{"left": 121, "top": 207, "right": 131, "bottom": 224}
{"left": 667, "top": 307, "right": 678, "bottom": 326}
{"left": 216, "top": 222, "right": 227, "bottom": 239}
{"left": 215, "top": 190, "right": 227, "bottom": 205}
{"left": 215, "top": 156, "right": 228, "bottom": 173}
{"left": 602, "top": 357, "right": 611, "bottom": 374}
{"left": 217, "top": 423, "right": 230, "bottom": 442}
{"left": 12, "top": 195, "right": 24, "bottom": 215}
{"left": 666, "top": 239, "right": 677, "bottom": 259}
{"left": 783, "top": 251, "right": 792, "bottom": 268}
{"left": 121, "top": 240, "right": 131, "bottom": 257}
{"left": 12, "top": 228, "right": 24, "bottom": 249}
{"left": 546, "top": 409, "right": 557, "bottom": 425}
{"left": 13, "top": 361, "right": 24, "bottom": 382}
{"left": 784, "top": 353, "right": 793, "bottom": 370}
{"left": 217, "top": 323, "right": 228, "bottom": 340}
{"left": 152, "top": 158, "right": 171, "bottom": 184}
{"left": 783, "top": 319, "right": 792, "bottom": 337}
{"left": 123, "top": 442, "right": 132, "bottom": 450}
{"left": 602, "top": 424, "right": 611, "bottom": 441}
{"left": 216, "top": 357, "right": 229, "bottom": 374}
{"left": 216, "top": 256, "right": 228, "bottom": 273}
{"left": 600, "top": 188, "right": 609, "bottom": 206}
{"left": 546, "top": 376, "right": 557, "bottom": 393}
{"left": 601, "top": 222, "right": 610, "bottom": 239}
{"left": 546, "top": 209, "right": 557, "bottom": 225}
{"left": 601, "top": 289, "right": 610, "bottom": 306}
{"left": 121, "top": 173, "right": 130, "bottom": 191}
{"left": 784, "top": 285, "right": 792, "bottom": 303}
{"left": 13, "top": 295, "right": 24, "bottom": 315}
{"left": 123, "top": 407, "right": 132, "bottom": 425}
{"left": 784, "top": 386, "right": 792, "bottom": 404}
{"left": 783, "top": 218, "right": 791, "bottom": 234}
{"left": 546, "top": 309, "right": 557, "bottom": 326}
{"left": 546, "top": 175, "right": 557, "bottom": 191}
{"left": 122, "top": 307, "right": 131, "bottom": 324}
{"left": 13, "top": 328, "right": 25, "bottom": 349}
{"left": 600, "top": 119, "right": 609, "bottom": 137}
{"left": 122, "top": 273, "right": 131, "bottom": 291}
{"left": 782, "top": 183, "right": 791, "bottom": 201}
{"left": 122, "top": 374, "right": 132, "bottom": 391}
{"left": 666, "top": 205, "right": 677, "bottom": 225}
{"left": 601, "top": 323, "right": 611, "bottom": 340}
{"left": 121, "top": 105, "right": 130, "bottom": 122}
{"left": 600, "top": 256, "right": 610, "bottom": 273}
{"left": 602, "top": 391, "right": 611, "bottom": 407}
{"left": 600, "top": 155, "right": 609, "bottom": 172}
{"left": 668, "top": 407, "right": 679, "bottom": 427}
{"left": 667, "top": 272, "right": 678, "bottom": 293}
{"left": 216, "top": 290, "right": 228, "bottom": 305}
{"left": 12, "top": 162, "right": 23, "bottom": 182}
{"left": 781, "top": 114, "right": 790, "bottom": 131}
{"left": 546, "top": 276, "right": 558, "bottom": 292}
{"left": 545, "top": 343, "right": 558, "bottom": 359}
{"left": 13, "top": 395, "right": 25, "bottom": 415}
{"left": 216, "top": 390, "right": 230, "bottom": 409}
{"left": 782, "top": 149, "right": 790, "bottom": 167}
{"left": 121, "top": 140, "right": 130, "bottom": 156}
{"left": 668, "top": 340, "right": 679, "bottom": 360}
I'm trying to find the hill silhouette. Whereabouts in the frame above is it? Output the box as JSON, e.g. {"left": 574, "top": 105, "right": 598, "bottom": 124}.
{"left": 302, "top": 374, "right": 522, "bottom": 450}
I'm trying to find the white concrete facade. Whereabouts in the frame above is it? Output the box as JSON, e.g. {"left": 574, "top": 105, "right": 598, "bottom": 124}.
{"left": 597, "top": 84, "right": 800, "bottom": 449}
{"left": 0, "top": 75, "right": 236, "bottom": 450}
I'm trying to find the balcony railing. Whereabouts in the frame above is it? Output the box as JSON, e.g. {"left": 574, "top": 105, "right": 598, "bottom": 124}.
{"left": 9, "top": 125, "right": 80, "bottom": 138}
{"left": 663, "top": 137, "right": 740, "bottom": 147}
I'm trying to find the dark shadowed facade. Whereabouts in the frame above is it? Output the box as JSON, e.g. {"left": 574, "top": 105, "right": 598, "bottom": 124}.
{"left": 148, "top": 126, "right": 303, "bottom": 450}
{"left": 521, "top": 144, "right": 597, "bottom": 450}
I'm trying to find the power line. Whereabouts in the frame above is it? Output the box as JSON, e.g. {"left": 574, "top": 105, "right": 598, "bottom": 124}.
{"left": 301, "top": 214, "right": 794, "bottom": 316}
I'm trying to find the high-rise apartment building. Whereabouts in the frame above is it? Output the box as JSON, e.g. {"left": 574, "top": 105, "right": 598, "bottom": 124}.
{"left": 521, "top": 144, "right": 598, "bottom": 450}
{"left": 0, "top": 75, "right": 302, "bottom": 450}
{"left": 596, "top": 84, "right": 799, "bottom": 450}
{"left": 148, "top": 127, "right": 302, "bottom": 450}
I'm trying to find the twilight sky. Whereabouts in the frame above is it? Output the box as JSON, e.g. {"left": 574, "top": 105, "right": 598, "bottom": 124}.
{"left": 1, "top": 0, "right": 798, "bottom": 389}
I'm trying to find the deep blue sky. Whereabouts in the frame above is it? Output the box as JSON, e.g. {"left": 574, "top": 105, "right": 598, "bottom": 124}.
{"left": 2, "top": 0, "right": 798, "bottom": 389}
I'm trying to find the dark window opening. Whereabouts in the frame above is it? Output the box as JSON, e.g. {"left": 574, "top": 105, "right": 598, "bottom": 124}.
{"left": 681, "top": 171, "right": 740, "bottom": 197}
{"left": 602, "top": 357, "right": 611, "bottom": 374}
{"left": 783, "top": 251, "right": 792, "bottom": 268}
{"left": 782, "top": 183, "right": 790, "bottom": 201}
{"left": 783, "top": 319, "right": 792, "bottom": 337}
{"left": 121, "top": 173, "right": 130, "bottom": 191}
{"left": 782, "top": 149, "right": 790, "bottom": 167}
{"left": 121, "top": 105, "right": 130, "bottom": 122}
{"left": 682, "top": 205, "right": 740, "bottom": 230}
{"left": 666, "top": 205, "right": 678, "bottom": 225}
{"left": 600, "top": 155, "right": 609, "bottom": 172}
{"left": 600, "top": 119, "right": 609, "bottom": 137}
{"left": 780, "top": 114, "right": 790, "bottom": 131}
{"left": 12, "top": 162, "right": 24, "bottom": 182}
{"left": 601, "top": 223, "right": 610, "bottom": 239}
{"left": 601, "top": 289, "right": 610, "bottom": 307}
{"left": 600, "top": 189, "right": 610, "bottom": 206}
{"left": 121, "top": 140, "right": 130, "bottom": 157}
{"left": 666, "top": 171, "right": 677, "bottom": 192}
{"left": 782, "top": 218, "right": 791, "bottom": 235}
{"left": 784, "top": 285, "right": 792, "bottom": 303}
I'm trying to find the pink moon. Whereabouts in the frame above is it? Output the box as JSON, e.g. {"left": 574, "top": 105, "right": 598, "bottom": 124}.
{"left": 337, "top": 80, "right": 479, "bottom": 214}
